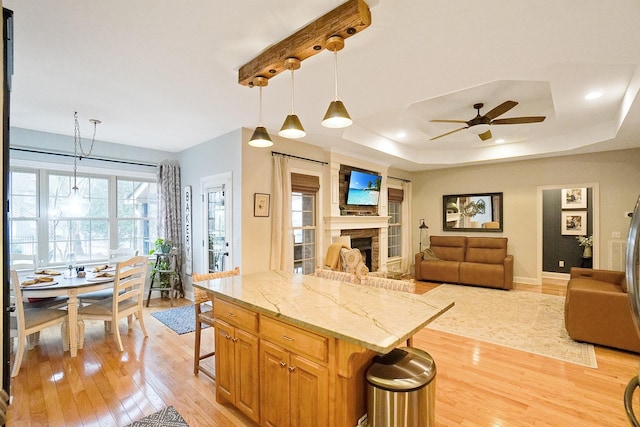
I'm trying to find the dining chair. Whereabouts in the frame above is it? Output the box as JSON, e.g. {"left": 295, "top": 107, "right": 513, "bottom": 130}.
{"left": 77, "top": 255, "right": 148, "bottom": 351}
{"left": 79, "top": 249, "right": 139, "bottom": 306}
{"left": 10, "top": 270, "right": 68, "bottom": 377}
{"left": 9, "top": 253, "right": 36, "bottom": 270}
{"left": 191, "top": 267, "right": 240, "bottom": 380}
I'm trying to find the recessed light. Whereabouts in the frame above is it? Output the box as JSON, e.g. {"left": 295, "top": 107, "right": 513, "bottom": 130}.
{"left": 585, "top": 91, "right": 602, "bottom": 100}
{"left": 495, "top": 139, "right": 506, "bottom": 144}
{"left": 395, "top": 131, "right": 406, "bottom": 139}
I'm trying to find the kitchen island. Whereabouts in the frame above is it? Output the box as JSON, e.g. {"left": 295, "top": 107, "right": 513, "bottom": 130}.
{"left": 194, "top": 270, "right": 453, "bottom": 427}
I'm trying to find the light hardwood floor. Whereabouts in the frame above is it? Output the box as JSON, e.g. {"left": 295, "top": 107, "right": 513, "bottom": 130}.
{"left": 6, "top": 283, "right": 640, "bottom": 426}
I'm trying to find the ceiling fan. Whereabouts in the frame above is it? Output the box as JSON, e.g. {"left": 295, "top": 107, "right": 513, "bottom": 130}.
{"left": 430, "top": 100, "right": 546, "bottom": 141}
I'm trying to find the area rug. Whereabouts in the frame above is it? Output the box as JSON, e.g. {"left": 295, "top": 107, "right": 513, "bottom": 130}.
{"left": 150, "top": 304, "right": 210, "bottom": 335}
{"left": 424, "top": 284, "right": 598, "bottom": 368}
{"left": 125, "top": 406, "right": 189, "bottom": 427}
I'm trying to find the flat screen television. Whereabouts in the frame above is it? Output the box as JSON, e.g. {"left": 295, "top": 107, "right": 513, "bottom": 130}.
{"left": 346, "top": 170, "right": 381, "bottom": 206}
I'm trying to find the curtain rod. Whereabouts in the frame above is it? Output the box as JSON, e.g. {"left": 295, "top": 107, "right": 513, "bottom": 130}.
{"left": 271, "top": 151, "right": 327, "bottom": 165}
{"left": 10, "top": 147, "right": 158, "bottom": 168}
{"left": 388, "top": 175, "right": 411, "bottom": 183}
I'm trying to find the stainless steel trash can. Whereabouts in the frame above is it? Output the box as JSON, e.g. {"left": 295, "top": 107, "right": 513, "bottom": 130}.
{"left": 366, "top": 347, "right": 436, "bottom": 427}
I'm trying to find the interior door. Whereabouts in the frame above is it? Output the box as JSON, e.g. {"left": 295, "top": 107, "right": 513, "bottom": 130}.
{"left": 202, "top": 173, "right": 232, "bottom": 273}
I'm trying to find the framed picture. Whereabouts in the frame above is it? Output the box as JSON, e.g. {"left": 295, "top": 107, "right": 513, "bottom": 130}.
{"left": 562, "top": 211, "right": 587, "bottom": 235}
{"left": 561, "top": 187, "right": 587, "bottom": 209}
{"left": 254, "top": 193, "right": 270, "bottom": 217}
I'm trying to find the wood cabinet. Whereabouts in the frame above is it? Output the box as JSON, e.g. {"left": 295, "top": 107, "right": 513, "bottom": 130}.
{"left": 213, "top": 295, "right": 375, "bottom": 427}
{"left": 213, "top": 300, "right": 260, "bottom": 424}
{"left": 260, "top": 337, "right": 329, "bottom": 427}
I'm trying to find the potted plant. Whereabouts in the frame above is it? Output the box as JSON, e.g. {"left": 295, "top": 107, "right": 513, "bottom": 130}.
{"left": 150, "top": 238, "right": 172, "bottom": 255}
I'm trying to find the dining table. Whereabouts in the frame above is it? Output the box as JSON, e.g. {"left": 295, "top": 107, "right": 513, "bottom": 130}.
{"left": 19, "top": 268, "right": 116, "bottom": 357}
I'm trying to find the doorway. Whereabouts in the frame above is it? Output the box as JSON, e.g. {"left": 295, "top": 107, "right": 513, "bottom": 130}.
{"left": 201, "top": 173, "right": 233, "bottom": 273}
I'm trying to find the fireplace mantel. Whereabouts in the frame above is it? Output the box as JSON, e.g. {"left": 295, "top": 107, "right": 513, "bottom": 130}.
{"left": 324, "top": 215, "right": 390, "bottom": 231}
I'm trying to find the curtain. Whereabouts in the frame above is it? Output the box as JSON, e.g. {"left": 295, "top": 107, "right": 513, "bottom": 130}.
{"left": 401, "top": 180, "right": 412, "bottom": 272}
{"left": 270, "top": 155, "right": 293, "bottom": 271}
{"left": 158, "top": 160, "right": 184, "bottom": 294}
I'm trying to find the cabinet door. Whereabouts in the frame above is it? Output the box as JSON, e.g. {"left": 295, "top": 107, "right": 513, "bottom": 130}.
{"left": 260, "top": 340, "right": 290, "bottom": 427}
{"left": 290, "top": 354, "right": 329, "bottom": 427}
{"left": 214, "top": 319, "right": 235, "bottom": 404}
{"left": 235, "top": 328, "right": 260, "bottom": 424}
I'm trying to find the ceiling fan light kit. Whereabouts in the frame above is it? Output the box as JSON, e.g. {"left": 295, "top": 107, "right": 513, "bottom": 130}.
{"left": 430, "top": 100, "right": 546, "bottom": 141}
{"left": 239, "top": 0, "right": 370, "bottom": 145}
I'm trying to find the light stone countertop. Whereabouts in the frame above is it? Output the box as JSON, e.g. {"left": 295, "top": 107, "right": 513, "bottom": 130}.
{"left": 193, "top": 270, "right": 454, "bottom": 354}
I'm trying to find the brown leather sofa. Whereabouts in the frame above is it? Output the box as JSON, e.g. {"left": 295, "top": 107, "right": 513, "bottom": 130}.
{"left": 415, "top": 235, "right": 513, "bottom": 290}
{"left": 564, "top": 267, "right": 640, "bottom": 353}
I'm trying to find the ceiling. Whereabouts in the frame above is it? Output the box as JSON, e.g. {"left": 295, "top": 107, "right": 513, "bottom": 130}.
{"left": 5, "top": 0, "right": 640, "bottom": 171}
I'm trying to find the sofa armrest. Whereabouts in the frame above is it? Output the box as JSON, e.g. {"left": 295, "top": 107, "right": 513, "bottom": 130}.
{"left": 415, "top": 252, "right": 425, "bottom": 280}
{"left": 503, "top": 255, "right": 514, "bottom": 289}
{"left": 570, "top": 267, "right": 625, "bottom": 286}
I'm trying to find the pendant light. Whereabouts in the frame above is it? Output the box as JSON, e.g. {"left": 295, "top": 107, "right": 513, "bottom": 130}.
{"left": 322, "top": 36, "right": 352, "bottom": 129}
{"left": 278, "top": 57, "right": 306, "bottom": 139}
{"left": 66, "top": 112, "right": 100, "bottom": 216}
{"left": 248, "top": 76, "right": 273, "bottom": 147}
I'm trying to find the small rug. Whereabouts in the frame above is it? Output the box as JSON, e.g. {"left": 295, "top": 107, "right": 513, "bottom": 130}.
{"left": 150, "top": 304, "right": 211, "bottom": 335}
{"left": 125, "top": 406, "right": 189, "bottom": 427}
{"left": 424, "top": 284, "right": 598, "bottom": 368}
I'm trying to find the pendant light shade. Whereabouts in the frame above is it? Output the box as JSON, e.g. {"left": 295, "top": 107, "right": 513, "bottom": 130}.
{"left": 279, "top": 58, "right": 306, "bottom": 139}
{"left": 249, "top": 76, "right": 273, "bottom": 147}
{"left": 322, "top": 100, "right": 352, "bottom": 128}
{"left": 279, "top": 114, "right": 306, "bottom": 139}
{"left": 322, "top": 36, "right": 352, "bottom": 129}
{"left": 249, "top": 126, "right": 273, "bottom": 147}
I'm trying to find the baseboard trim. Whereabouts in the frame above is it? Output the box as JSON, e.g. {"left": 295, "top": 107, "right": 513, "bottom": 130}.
{"left": 542, "top": 272, "right": 570, "bottom": 286}
{"left": 514, "top": 276, "right": 538, "bottom": 285}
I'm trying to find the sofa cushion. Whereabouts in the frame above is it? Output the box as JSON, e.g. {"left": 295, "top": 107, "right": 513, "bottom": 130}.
{"left": 459, "top": 263, "right": 505, "bottom": 288}
{"left": 360, "top": 275, "right": 416, "bottom": 293}
{"left": 430, "top": 236, "right": 466, "bottom": 262}
{"left": 465, "top": 237, "right": 507, "bottom": 264}
{"left": 314, "top": 268, "right": 359, "bottom": 285}
{"left": 419, "top": 260, "right": 461, "bottom": 283}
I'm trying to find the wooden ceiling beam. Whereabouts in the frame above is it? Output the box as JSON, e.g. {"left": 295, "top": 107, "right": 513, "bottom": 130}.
{"left": 238, "top": 0, "right": 371, "bottom": 87}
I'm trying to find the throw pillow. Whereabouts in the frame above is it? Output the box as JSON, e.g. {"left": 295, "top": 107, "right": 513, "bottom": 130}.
{"left": 422, "top": 248, "right": 440, "bottom": 261}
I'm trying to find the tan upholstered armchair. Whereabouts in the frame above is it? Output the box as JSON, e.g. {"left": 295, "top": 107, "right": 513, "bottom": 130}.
{"left": 564, "top": 267, "right": 640, "bottom": 353}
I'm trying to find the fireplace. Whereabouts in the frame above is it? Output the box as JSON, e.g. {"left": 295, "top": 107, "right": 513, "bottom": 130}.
{"left": 341, "top": 228, "right": 379, "bottom": 272}
{"left": 351, "top": 237, "right": 372, "bottom": 271}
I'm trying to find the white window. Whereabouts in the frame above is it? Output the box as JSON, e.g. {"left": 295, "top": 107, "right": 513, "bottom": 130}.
{"left": 9, "top": 167, "right": 157, "bottom": 267}
{"left": 292, "top": 192, "right": 316, "bottom": 274}
{"left": 388, "top": 200, "right": 402, "bottom": 258}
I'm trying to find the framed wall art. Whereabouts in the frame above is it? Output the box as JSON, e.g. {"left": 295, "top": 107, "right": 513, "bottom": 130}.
{"left": 561, "top": 187, "right": 587, "bottom": 209}
{"left": 254, "top": 193, "right": 270, "bottom": 217}
{"left": 561, "top": 211, "right": 587, "bottom": 235}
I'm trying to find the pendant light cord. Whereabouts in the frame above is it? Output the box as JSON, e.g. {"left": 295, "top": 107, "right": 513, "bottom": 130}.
{"left": 333, "top": 49, "right": 340, "bottom": 101}
{"left": 72, "top": 111, "right": 100, "bottom": 192}
{"left": 258, "top": 86, "right": 264, "bottom": 126}
{"left": 290, "top": 68, "right": 296, "bottom": 114}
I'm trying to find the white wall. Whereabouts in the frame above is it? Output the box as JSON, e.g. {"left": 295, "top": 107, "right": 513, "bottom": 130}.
{"left": 412, "top": 148, "right": 640, "bottom": 283}
{"left": 240, "top": 128, "right": 326, "bottom": 274}
{"left": 178, "top": 129, "right": 243, "bottom": 290}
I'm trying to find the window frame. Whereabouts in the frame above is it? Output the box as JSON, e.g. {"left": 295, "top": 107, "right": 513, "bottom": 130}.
{"left": 9, "top": 159, "right": 157, "bottom": 268}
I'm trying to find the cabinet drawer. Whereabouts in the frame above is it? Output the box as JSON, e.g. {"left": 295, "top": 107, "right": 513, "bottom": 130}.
{"left": 214, "top": 298, "right": 259, "bottom": 333}
{"left": 261, "top": 316, "right": 328, "bottom": 362}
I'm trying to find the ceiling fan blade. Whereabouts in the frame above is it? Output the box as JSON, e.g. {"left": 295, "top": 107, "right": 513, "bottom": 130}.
{"left": 430, "top": 119, "right": 468, "bottom": 124}
{"left": 430, "top": 126, "right": 467, "bottom": 140}
{"left": 484, "top": 100, "right": 518, "bottom": 120}
{"left": 479, "top": 130, "right": 492, "bottom": 141}
{"left": 491, "top": 116, "right": 546, "bottom": 125}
